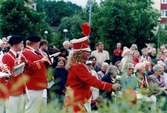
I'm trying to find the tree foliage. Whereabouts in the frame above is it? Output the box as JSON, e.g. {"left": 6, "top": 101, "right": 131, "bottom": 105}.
{"left": 90, "top": 0, "right": 159, "bottom": 52}
{"left": 34, "top": 0, "right": 82, "bottom": 26}
{"left": 0, "top": 0, "right": 53, "bottom": 42}
{"left": 54, "top": 13, "right": 87, "bottom": 48}
{"left": 57, "top": 0, "right": 160, "bottom": 52}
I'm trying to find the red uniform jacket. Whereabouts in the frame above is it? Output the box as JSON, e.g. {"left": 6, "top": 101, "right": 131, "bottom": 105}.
{"left": 22, "top": 47, "right": 47, "bottom": 90}
{"left": 64, "top": 63, "right": 112, "bottom": 112}
{"left": 0, "top": 77, "right": 8, "bottom": 100}
{"left": 2, "top": 50, "right": 25, "bottom": 96}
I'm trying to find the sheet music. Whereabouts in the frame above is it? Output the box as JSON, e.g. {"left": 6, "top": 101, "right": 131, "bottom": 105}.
{"left": 13, "top": 62, "right": 25, "bottom": 76}
{"left": 47, "top": 81, "right": 55, "bottom": 89}
{"left": 49, "top": 52, "right": 60, "bottom": 58}
{"left": 0, "top": 72, "right": 10, "bottom": 78}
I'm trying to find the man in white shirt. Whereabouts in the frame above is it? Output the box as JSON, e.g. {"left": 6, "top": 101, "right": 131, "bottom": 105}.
{"left": 91, "top": 42, "right": 109, "bottom": 68}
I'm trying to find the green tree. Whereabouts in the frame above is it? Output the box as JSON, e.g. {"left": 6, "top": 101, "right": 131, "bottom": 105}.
{"left": 34, "top": 0, "right": 82, "bottom": 26}
{"left": 54, "top": 13, "right": 87, "bottom": 48}
{"left": 0, "top": 0, "right": 53, "bottom": 42}
{"left": 157, "top": 24, "right": 167, "bottom": 46}
{"left": 90, "top": 0, "right": 159, "bottom": 52}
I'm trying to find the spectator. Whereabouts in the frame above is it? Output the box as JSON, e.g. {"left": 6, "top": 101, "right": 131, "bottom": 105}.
{"left": 121, "top": 48, "right": 131, "bottom": 70}
{"left": 51, "top": 57, "right": 68, "bottom": 108}
{"left": 112, "top": 43, "right": 123, "bottom": 65}
{"left": 91, "top": 96, "right": 104, "bottom": 111}
{"left": 157, "top": 60, "right": 167, "bottom": 86}
{"left": 132, "top": 50, "right": 140, "bottom": 66}
{"left": 91, "top": 42, "right": 109, "bottom": 68}
{"left": 85, "top": 60, "right": 99, "bottom": 101}
{"left": 100, "top": 65, "right": 118, "bottom": 102}
{"left": 115, "top": 61, "right": 123, "bottom": 76}
{"left": 140, "top": 48, "right": 152, "bottom": 71}
{"left": 161, "top": 50, "right": 167, "bottom": 67}
{"left": 160, "top": 45, "right": 166, "bottom": 54}
{"left": 62, "top": 40, "right": 71, "bottom": 55}
{"left": 148, "top": 64, "right": 167, "bottom": 110}
{"left": 88, "top": 56, "right": 100, "bottom": 72}
{"left": 143, "top": 61, "right": 153, "bottom": 77}
{"left": 148, "top": 64, "right": 167, "bottom": 95}
{"left": 130, "top": 44, "right": 138, "bottom": 56}
{"left": 148, "top": 48, "right": 157, "bottom": 67}
{"left": 97, "top": 62, "right": 109, "bottom": 80}
{"left": 120, "top": 63, "right": 139, "bottom": 93}
{"left": 52, "top": 48, "right": 68, "bottom": 68}
{"left": 134, "top": 63, "right": 156, "bottom": 111}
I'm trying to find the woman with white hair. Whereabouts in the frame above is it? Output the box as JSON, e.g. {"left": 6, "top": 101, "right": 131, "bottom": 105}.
{"left": 134, "top": 63, "right": 148, "bottom": 89}
{"left": 97, "top": 62, "right": 109, "bottom": 80}
{"left": 132, "top": 50, "right": 140, "bottom": 66}
{"left": 100, "top": 65, "right": 118, "bottom": 102}
{"left": 134, "top": 63, "right": 156, "bottom": 111}
{"left": 140, "top": 47, "right": 152, "bottom": 71}
{"left": 148, "top": 64, "right": 167, "bottom": 110}
{"left": 157, "top": 60, "right": 167, "bottom": 86}
{"left": 121, "top": 48, "right": 131, "bottom": 70}
{"left": 130, "top": 44, "right": 138, "bottom": 56}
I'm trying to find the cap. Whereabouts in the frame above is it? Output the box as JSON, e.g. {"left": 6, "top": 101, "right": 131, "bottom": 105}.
{"left": 85, "top": 60, "right": 92, "bottom": 65}
{"left": 71, "top": 36, "right": 91, "bottom": 52}
{"left": 27, "top": 34, "right": 41, "bottom": 42}
{"left": 8, "top": 35, "right": 23, "bottom": 45}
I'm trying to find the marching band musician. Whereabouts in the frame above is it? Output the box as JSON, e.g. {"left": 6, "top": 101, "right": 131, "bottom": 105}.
{"left": 22, "top": 35, "right": 48, "bottom": 113}
{"left": 2, "top": 35, "right": 26, "bottom": 113}
{"left": 39, "top": 40, "right": 51, "bottom": 106}
{"left": 0, "top": 63, "right": 9, "bottom": 113}
{"left": 39, "top": 39, "right": 52, "bottom": 67}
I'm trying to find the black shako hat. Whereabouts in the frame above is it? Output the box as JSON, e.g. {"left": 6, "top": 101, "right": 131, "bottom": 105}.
{"left": 8, "top": 35, "right": 23, "bottom": 45}
{"left": 27, "top": 34, "right": 41, "bottom": 42}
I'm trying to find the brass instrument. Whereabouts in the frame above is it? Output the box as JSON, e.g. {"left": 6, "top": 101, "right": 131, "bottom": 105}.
{"left": 38, "top": 49, "right": 52, "bottom": 65}
{"left": 0, "top": 60, "right": 12, "bottom": 76}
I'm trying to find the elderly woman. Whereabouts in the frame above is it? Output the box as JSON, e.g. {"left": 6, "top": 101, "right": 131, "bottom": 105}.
{"left": 157, "top": 60, "right": 167, "bottom": 85}
{"left": 134, "top": 63, "right": 148, "bottom": 89}
{"left": 148, "top": 64, "right": 167, "bottom": 110}
{"left": 100, "top": 65, "right": 119, "bottom": 102}
{"left": 120, "top": 63, "right": 139, "bottom": 93}
{"left": 140, "top": 48, "right": 152, "bottom": 71}
{"left": 97, "top": 62, "right": 109, "bottom": 80}
{"left": 134, "top": 63, "right": 156, "bottom": 110}
{"left": 130, "top": 44, "right": 138, "bottom": 56}
{"left": 120, "top": 63, "right": 139, "bottom": 105}
{"left": 148, "top": 64, "right": 167, "bottom": 94}
{"left": 132, "top": 50, "right": 140, "bottom": 66}
{"left": 64, "top": 36, "right": 120, "bottom": 113}
{"left": 148, "top": 48, "right": 157, "bottom": 66}
{"left": 121, "top": 48, "right": 131, "bottom": 70}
